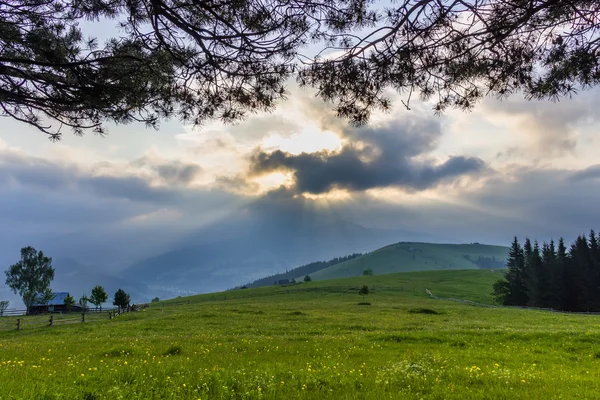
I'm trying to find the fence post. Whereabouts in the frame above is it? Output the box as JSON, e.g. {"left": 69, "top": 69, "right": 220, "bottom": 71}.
{"left": 49, "top": 315, "right": 54, "bottom": 327}
{"left": 81, "top": 313, "right": 85, "bottom": 323}
{"left": 109, "top": 311, "right": 113, "bottom": 320}
{"left": 16, "top": 319, "right": 21, "bottom": 331}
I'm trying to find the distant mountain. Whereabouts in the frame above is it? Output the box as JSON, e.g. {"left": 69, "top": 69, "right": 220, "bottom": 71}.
{"left": 50, "top": 258, "right": 153, "bottom": 303}
{"left": 308, "top": 242, "right": 509, "bottom": 281}
{"left": 121, "top": 219, "right": 431, "bottom": 294}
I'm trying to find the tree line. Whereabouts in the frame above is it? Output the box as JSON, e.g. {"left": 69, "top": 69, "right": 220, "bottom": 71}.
{"left": 493, "top": 231, "right": 600, "bottom": 312}
{"left": 3, "top": 246, "right": 132, "bottom": 314}
{"left": 239, "top": 253, "right": 363, "bottom": 289}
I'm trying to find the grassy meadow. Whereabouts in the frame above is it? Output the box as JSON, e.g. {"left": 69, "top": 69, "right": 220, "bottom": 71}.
{"left": 1, "top": 269, "right": 600, "bottom": 399}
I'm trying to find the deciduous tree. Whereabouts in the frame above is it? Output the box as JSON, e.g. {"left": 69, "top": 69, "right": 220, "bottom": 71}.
{"left": 79, "top": 294, "right": 89, "bottom": 312}
{"left": 90, "top": 285, "right": 108, "bottom": 311}
{"left": 4, "top": 247, "right": 55, "bottom": 313}
{"left": 0, "top": 300, "right": 9, "bottom": 316}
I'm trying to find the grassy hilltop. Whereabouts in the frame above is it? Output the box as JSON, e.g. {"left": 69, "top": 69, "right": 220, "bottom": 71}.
{"left": 2, "top": 269, "right": 600, "bottom": 399}
{"left": 308, "top": 242, "right": 509, "bottom": 281}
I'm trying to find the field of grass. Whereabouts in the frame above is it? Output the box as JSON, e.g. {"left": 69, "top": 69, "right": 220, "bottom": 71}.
{"left": 2, "top": 269, "right": 600, "bottom": 399}
{"left": 308, "top": 242, "right": 509, "bottom": 281}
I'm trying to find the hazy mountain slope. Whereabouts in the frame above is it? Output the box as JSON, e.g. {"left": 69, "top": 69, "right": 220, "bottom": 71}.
{"left": 308, "top": 242, "right": 509, "bottom": 281}
{"left": 122, "top": 220, "right": 429, "bottom": 294}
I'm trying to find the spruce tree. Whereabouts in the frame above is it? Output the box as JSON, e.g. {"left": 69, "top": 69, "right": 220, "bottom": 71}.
{"left": 545, "top": 239, "right": 565, "bottom": 310}
{"left": 493, "top": 237, "right": 527, "bottom": 306}
{"left": 553, "top": 238, "right": 569, "bottom": 310}
{"left": 566, "top": 236, "right": 589, "bottom": 311}
{"left": 587, "top": 231, "right": 600, "bottom": 311}
{"left": 526, "top": 241, "right": 546, "bottom": 307}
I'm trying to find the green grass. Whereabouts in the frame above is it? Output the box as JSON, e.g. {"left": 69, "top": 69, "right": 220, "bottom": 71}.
{"left": 2, "top": 269, "right": 600, "bottom": 399}
{"left": 308, "top": 242, "right": 508, "bottom": 281}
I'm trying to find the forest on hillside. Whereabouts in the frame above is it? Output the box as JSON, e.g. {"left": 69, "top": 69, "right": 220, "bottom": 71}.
{"left": 493, "top": 231, "right": 600, "bottom": 312}
{"left": 239, "top": 253, "right": 363, "bottom": 288}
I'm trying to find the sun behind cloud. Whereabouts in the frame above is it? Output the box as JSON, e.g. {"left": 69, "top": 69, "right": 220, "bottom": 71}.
{"left": 260, "top": 126, "right": 343, "bottom": 155}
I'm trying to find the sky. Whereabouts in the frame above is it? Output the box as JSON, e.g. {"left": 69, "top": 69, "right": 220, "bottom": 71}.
{"left": 2, "top": 81, "right": 600, "bottom": 265}
{"left": 3, "top": 78, "right": 600, "bottom": 307}
{"left": 3, "top": 11, "right": 600, "bottom": 296}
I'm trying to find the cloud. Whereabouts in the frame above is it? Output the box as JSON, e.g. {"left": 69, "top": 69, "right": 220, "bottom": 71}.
{"left": 214, "top": 175, "right": 261, "bottom": 194}
{"left": 481, "top": 90, "right": 599, "bottom": 157}
{"left": 249, "top": 117, "right": 486, "bottom": 194}
{"left": 0, "top": 146, "right": 239, "bottom": 224}
{"left": 570, "top": 164, "right": 600, "bottom": 182}
{"left": 131, "top": 154, "right": 203, "bottom": 186}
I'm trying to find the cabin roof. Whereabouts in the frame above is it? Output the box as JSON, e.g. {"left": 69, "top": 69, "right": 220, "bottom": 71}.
{"left": 31, "top": 292, "right": 70, "bottom": 306}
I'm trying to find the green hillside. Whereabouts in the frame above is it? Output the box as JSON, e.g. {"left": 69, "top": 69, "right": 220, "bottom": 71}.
{"left": 179, "top": 269, "right": 503, "bottom": 305}
{"left": 308, "top": 242, "right": 509, "bottom": 281}
{"left": 3, "top": 268, "right": 600, "bottom": 399}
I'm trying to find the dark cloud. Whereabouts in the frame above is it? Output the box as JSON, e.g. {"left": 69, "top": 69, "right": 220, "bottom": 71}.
{"left": 570, "top": 164, "right": 600, "bottom": 182}
{"left": 249, "top": 118, "right": 486, "bottom": 194}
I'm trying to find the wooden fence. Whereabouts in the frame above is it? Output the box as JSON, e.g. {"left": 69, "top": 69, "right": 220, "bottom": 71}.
{"left": 0, "top": 304, "right": 149, "bottom": 332}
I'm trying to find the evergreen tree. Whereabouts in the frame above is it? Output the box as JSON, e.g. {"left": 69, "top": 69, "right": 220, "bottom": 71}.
{"left": 552, "top": 238, "right": 570, "bottom": 310}
{"left": 587, "top": 230, "right": 600, "bottom": 311}
{"left": 63, "top": 294, "right": 75, "bottom": 311}
{"left": 545, "top": 240, "right": 564, "bottom": 310}
{"left": 113, "top": 289, "right": 131, "bottom": 309}
{"left": 526, "top": 241, "right": 546, "bottom": 307}
{"left": 4, "top": 0, "right": 600, "bottom": 139}
{"left": 566, "top": 236, "right": 589, "bottom": 311}
{"left": 493, "top": 237, "right": 527, "bottom": 305}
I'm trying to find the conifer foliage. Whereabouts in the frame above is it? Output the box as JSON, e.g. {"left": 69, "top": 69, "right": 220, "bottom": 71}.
{"left": 493, "top": 231, "right": 600, "bottom": 312}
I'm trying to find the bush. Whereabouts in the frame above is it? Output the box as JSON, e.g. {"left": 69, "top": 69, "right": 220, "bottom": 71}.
{"left": 359, "top": 285, "right": 370, "bottom": 300}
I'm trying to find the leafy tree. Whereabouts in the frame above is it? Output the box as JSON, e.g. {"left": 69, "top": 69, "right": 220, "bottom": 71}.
{"left": 3, "top": 0, "right": 599, "bottom": 139}
{"left": 363, "top": 268, "right": 374, "bottom": 276}
{"left": 359, "top": 285, "right": 370, "bottom": 301}
{"left": 63, "top": 294, "right": 75, "bottom": 311}
{"left": 303, "top": 275, "right": 312, "bottom": 282}
{"left": 0, "top": 300, "right": 9, "bottom": 316}
{"left": 79, "top": 295, "right": 89, "bottom": 312}
{"left": 113, "top": 289, "right": 131, "bottom": 309}
{"left": 89, "top": 285, "right": 108, "bottom": 311}
{"left": 151, "top": 297, "right": 160, "bottom": 303}
{"left": 5, "top": 247, "right": 55, "bottom": 313}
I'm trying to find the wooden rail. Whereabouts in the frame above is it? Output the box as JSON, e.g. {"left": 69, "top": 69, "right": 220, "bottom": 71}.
{"left": 0, "top": 304, "right": 149, "bottom": 332}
